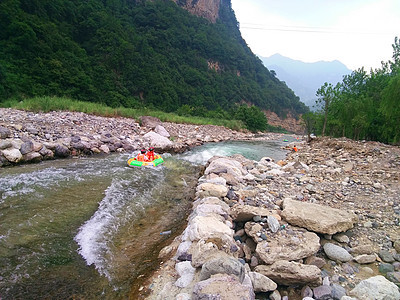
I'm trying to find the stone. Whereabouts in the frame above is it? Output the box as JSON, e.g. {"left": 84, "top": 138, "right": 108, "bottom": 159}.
{"left": 143, "top": 131, "right": 173, "bottom": 148}
{"left": 333, "top": 233, "right": 350, "bottom": 244}
{"left": 0, "top": 140, "right": 12, "bottom": 150}
{"left": 155, "top": 125, "right": 170, "bottom": 138}
{"left": 267, "top": 215, "right": 280, "bottom": 233}
{"left": 20, "top": 140, "right": 34, "bottom": 155}
{"left": 354, "top": 254, "right": 376, "bottom": 264}
{"left": 323, "top": 243, "right": 353, "bottom": 262}
{"left": 192, "top": 274, "right": 255, "bottom": 300}
{"left": 331, "top": 283, "right": 346, "bottom": 300}
{"left": 199, "top": 256, "right": 245, "bottom": 283}
{"left": 1, "top": 148, "right": 22, "bottom": 162}
{"left": 197, "top": 182, "right": 228, "bottom": 198}
{"left": 378, "top": 249, "right": 395, "bottom": 263}
{"left": 205, "top": 157, "right": 247, "bottom": 178}
{"left": 99, "top": 144, "right": 110, "bottom": 154}
{"left": 281, "top": 199, "right": 358, "bottom": 235}
{"left": 386, "top": 271, "right": 400, "bottom": 285}
{"left": 175, "top": 261, "right": 196, "bottom": 288}
{"left": 269, "top": 290, "right": 281, "bottom": 300}
{"left": 255, "top": 260, "right": 322, "bottom": 286}
{"left": 305, "top": 256, "right": 326, "bottom": 269}
{"left": 256, "top": 229, "right": 320, "bottom": 264}
{"left": 23, "top": 152, "right": 42, "bottom": 162}
{"left": 54, "top": 144, "right": 71, "bottom": 157}
{"left": 186, "top": 215, "right": 233, "bottom": 244}
{"left": 0, "top": 126, "right": 11, "bottom": 139}
{"left": 230, "top": 205, "right": 274, "bottom": 222}
{"left": 349, "top": 275, "right": 400, "bottom": 300}
{"left": 248, "top": 271, "right": 277, "bottom": 292}
{"left": 379, "top": 263, "right": 395, "bottom": 274}
{"left": 313, "top": 285, "right": 332, "bottom": 299}
{"left": 189, "top": 241, "right": 228, "bottom": 268}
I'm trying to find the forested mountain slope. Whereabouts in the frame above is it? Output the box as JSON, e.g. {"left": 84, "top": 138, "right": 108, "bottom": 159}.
{"left": 0, "top": 0, "right": 308, "bottom": 118}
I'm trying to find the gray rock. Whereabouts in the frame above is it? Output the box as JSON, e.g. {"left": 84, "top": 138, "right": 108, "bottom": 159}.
{"left": 54, "top": 144, "right": 70, "bottom": 158}
{"left": 378, "top": 249, "right": 395, "bottom": 263}
{"left": 313, "top": 285, "right": 332, "bottom": 299}
{"left": 175, "top": 261, "right": 196, "bottom": 288}
{"left": 331, "top": 283, "right": 346, "bottom": 300}
{"left": 199, "top": 256, "right": 245, "bottom": 283}
{"left": 143, "top": 131, "right": 172, "bottom": 148}
{"left": 0, "top": 126, "right": 11, "bottom": 139}
{"left": 231, "top": 205, "right": 273, "bottom": 222}
{"left": 193, "top": 274, "right": 255, "bottom": 300}
{"left": 20, "top": 140, "right": 34, "bottom": 155}
{"left": 0, "top": 140, "right": 12, "bottom": 149}
{"left": 281, "top": 199, "right": 358, "bottom": 235}
{"left": 323, "top": 243, "right": 353, "bottom": 262}
{"left": 139, "top": 116, "right": 161, "bottom": 129}
{"left": 267, "top": 215, "right": 280, "bottom": 233}
{"left": 332, "top": 233, "right": 350, "bottom": 244}
{"left": 269, "top": 290, "right": 281, "bottom": 300}
{"left": 349, "top": 275, "right": 400, "bottom": 300}
{"left": 379, "top": 263, "right": 395, "bottom": 274}
{"left": 155, "top": 125, "right": 170, "bottom": 138}
{"left": 386, "top": 271, "right": 400, "bottom": 285}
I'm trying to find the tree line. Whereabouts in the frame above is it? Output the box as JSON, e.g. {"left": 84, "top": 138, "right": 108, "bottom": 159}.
{"left": 0, "top": 0, "right": 308, "bottom": 132}
{"left": 303, "top": 37, "right": 400, "bottom": 145}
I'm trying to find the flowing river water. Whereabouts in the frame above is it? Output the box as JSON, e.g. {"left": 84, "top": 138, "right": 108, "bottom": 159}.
{"left": 0, "top": 138, "right": 293, "bottom": 299}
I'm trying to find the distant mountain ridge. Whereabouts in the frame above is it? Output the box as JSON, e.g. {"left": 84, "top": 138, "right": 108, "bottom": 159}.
{"left": 259, "top": 54, "right": 352, "bottom": 108}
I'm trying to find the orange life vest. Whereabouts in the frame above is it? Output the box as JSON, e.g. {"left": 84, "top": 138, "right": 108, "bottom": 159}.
{"left": 136, "top": 154, "right": 147, "bottom": 162}
{"left": 146, "top": 151, "right": 155, "bottom": 161}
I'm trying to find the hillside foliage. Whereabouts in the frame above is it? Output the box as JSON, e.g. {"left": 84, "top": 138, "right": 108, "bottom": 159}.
{"left": 308, "top": 37, "right": 400, "bottom": 144}
{"left": 0, "top": 0, "right": 308, "bottom": 131}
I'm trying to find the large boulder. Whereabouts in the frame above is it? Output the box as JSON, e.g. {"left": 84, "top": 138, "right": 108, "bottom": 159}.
{"left": 255, "top": 260, "right": 322, "bottom": 286}
{"left": 349, "top": 275, "right": 400, "bottom": 300}
{"left": 1, "top": 148, "right": 22, "bottom": 162}
{"left": 192, "top": 275, "right": 255, "bottom": 300}
{"left": 197, "top": 182, "right": 228, "bottom": 198}
{"left": 205, "top": 157, "right": 247, "bottom": 178}
{"left": 185, "top": 215, "right": 233, "bottom": 243}
{"left": 155, "top": 125, "right": 170, "bottom": 138}
{"left": 281, "top": 199, "right": 358, "bottom": 235}
{"left": 256, "top": 228, "right": 320, "bottom": 264}
{"left": 143, "top": 131, "right": 173, "bottom": 148}
{"left": 231, "top": 205, "right": 276, "bottom": 222}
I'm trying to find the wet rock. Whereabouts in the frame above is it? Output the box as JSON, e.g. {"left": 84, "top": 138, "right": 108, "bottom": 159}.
{"left": 281, "top": 199, "right": 358, "bottom": 235}
{"left": 193, "top": 274, "right": 255, "bottom": 300}
{"left": 349, "top": 275, "right": 400, "bottom": 300}
{"left": 255, "top": 260, "right": 322, "bottom": 286}
{"left": 323, "top": 243, "right": 353, "bottom": 262}
{"left": 54, "top": 144, "right": 70, "bottom": 158}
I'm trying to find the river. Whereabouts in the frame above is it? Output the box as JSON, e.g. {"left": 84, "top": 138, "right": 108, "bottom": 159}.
{"left": 0, "top": 138, "right": 291, "bottom": 299}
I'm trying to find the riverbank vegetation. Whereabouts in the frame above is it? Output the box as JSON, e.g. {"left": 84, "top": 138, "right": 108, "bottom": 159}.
{"left": 0, "top": 0, "right": 307, "bottom": 125}
{"left": 307, "top": 37, "right": 400, "bottom": 145}
{"left": 1, "top": 96, "right": 284, "bottom": 133}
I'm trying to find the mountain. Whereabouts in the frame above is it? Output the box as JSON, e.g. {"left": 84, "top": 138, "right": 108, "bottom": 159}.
{"left": 0, "top": 0, "right": 308, "bottom": 120}
{"left": 259, "top": 54, "right": 352, "bottom": 108}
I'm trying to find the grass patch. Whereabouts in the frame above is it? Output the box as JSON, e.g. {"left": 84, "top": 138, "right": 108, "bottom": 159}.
{"left": 1, "top": 96, "right": 245, "bottom": 130}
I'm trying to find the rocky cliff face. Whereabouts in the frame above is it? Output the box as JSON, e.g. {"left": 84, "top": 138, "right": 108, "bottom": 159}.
{"left": 173, "top": 0, "right": 221, "bottom": 23}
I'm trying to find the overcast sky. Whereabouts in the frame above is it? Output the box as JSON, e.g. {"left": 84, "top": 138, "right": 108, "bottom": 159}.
{"left": 230, "top": 0, "right": 400, "bottom": 70}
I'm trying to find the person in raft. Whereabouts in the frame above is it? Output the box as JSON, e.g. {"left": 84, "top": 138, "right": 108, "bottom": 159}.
{"left": 146, "top": 147, "right": 155, "bottom": 161}
{"left": 136, "top": 149, "right": 148, "bottom": 162}
{"left": 292, "top": 145, "right": 298, "bottom": 152}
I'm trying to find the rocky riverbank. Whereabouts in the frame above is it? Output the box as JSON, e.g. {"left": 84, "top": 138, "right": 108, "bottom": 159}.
{"left": 142, "top": 138, "right": 400, "bottom": 300}
{"left": 0, "top": 108, "right": 255, "bottom": 167}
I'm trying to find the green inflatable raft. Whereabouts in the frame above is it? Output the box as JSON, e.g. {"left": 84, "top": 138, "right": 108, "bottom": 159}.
{"left": 127, "top": 154, "right": 164, "bottom": 167}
